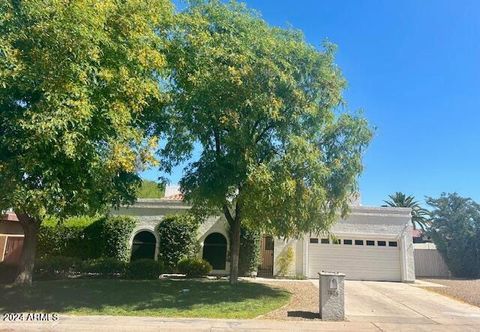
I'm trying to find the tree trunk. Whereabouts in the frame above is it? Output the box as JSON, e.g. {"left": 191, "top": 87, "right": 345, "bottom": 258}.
{"left": 229, "top": 215, "right": 241, "bottom": 284}
{"left": 14, "top": 213, "right": 40, "bottom": 286}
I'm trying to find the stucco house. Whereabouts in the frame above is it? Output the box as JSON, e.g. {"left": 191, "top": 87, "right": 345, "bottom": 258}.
{"left": 114, "top": 187, "right": 416, "bottom": 282}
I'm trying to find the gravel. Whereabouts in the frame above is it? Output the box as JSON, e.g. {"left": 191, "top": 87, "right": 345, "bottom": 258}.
{"left": 424, "top": 278, "right": 480, "bottom": 307}
{"left": 250, "top": 279, "right": 320, "bottom": 320}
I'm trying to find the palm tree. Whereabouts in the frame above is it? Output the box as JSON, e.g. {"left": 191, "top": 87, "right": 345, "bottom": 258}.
{"left": 383, "top": 192, "right": 430, "bottom": 230}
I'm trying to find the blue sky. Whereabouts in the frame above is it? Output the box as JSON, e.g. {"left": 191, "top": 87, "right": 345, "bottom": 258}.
{"left": 142, "top": 0, "right": 480, "bottom": 207}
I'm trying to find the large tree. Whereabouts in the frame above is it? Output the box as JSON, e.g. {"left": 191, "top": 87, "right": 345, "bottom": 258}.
{"left": 154, "top": 0, "right": 372, "bottom": 283}
{"left": 426, "top": 193, "right": 480, "bottom": 278}
{"left": 383, "top": 192, "right": 430, "bottom": 230}
{"left": 0, "top": 0, "right": 172, "bottom": 284}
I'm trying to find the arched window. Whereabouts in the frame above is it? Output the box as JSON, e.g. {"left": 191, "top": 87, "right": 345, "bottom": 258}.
{"left": 131, "top": 231, "right": 156, "bottom": 261}
{"left": 202, "top": 232, "right": 227, "bottom": 270}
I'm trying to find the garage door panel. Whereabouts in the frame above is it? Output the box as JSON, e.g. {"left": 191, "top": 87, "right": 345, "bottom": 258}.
{"left": 308, "top": 245, "right": 401, "bottom": 281}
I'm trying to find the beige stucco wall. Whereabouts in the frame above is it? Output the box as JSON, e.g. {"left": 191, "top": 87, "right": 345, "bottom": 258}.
{"left": 273, "top": 238, "right": 304, "bottom": 277}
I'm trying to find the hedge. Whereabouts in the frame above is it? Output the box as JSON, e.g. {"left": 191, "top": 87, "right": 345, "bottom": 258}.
{"left": 33, "top": 256, "right": 161, "bottom": 280}
{"left": 37, "top": 215, "right": 136, "bottom": 262}
{"left": 156, "top": 214, "right": 199, "bottom": 271}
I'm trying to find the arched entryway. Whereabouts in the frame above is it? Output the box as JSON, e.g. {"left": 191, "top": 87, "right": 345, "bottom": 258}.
{"left": 131, "top": 231, "right": 156, "bottom": 261}
{"left": 202, "top": 232, "right": 227, "bottom": 270}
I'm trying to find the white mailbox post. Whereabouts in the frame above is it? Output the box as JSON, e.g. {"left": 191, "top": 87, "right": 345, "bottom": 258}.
{"left": 318, "top": 271, "right": 345, "bottom": 320}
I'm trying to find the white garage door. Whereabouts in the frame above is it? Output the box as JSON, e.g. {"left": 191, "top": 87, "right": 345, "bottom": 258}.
{"left": 307, "top": 238, "right": 401, "bottom": 281}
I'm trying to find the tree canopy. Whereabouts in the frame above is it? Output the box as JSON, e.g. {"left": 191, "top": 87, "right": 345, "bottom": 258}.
{"left": 427, "top": 193, "right": 480, "bottom": 278}
{"left": 153, "top": 0, "right": 372, "bottom": 282}
{"left": 0, "top": 0, "right": 172, "bottom": 284}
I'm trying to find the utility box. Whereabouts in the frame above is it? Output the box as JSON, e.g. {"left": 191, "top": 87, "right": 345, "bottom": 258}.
{"left": 318, "top": 271, "right": 345, "bottom": 320}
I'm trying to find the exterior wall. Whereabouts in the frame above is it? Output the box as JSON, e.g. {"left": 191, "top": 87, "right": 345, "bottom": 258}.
{"left": 271, "top": 237, "right": 305, "bottom": 277}
{"left": 414, "top": 243, "right": 450, "bottom": 277}
{"left": 400, "top": 225, "right": 416, "bottom": 282}
{"left": 197, "top": 216, "right": 230, "bottom": 275}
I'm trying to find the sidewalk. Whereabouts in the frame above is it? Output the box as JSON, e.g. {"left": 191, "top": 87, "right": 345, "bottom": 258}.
{"left": 1, "top": 315, "right": 478, "bottom": 332}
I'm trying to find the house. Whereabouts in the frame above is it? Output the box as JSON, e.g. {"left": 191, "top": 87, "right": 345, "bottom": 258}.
{"left": 114, "top": 187, "right": 416, "bottom": 282}
{"left": 0, "top": 212, "right": 24, "bottom": 265}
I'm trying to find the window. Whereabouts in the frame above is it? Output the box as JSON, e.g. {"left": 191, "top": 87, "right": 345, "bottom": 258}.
{"left": 321, "top": 238, "right": 329, "bottom": 244}
{"left": 355, "top": 240, "right": 364, "bottom": 245}
{"left": 264, "top": 236, "right": 274, "bottom": 250}
{"left": 343, "top": 239, "right": 352, "bottom": 245}
{"left": 366, "top": 240, "right": 375, "bottom": 246}
{"left": 310, "top": 238, "right": 319, "bottom": 244}
{"left": 378, "top": 241, "right": 386, "bottom": 247}
{"left": 389, "top": 241, "right": 398, "bottom": 247}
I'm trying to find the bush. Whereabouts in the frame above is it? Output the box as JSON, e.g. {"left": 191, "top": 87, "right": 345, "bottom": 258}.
{"left": 177, "top": 257, "right": 212, "bottom": 277}
{"left": 99, "top": 216, "right": 137, "bottom": 262}
{"left": 37, "top": 215, "right": 137, "bottom": 262}
{"left": 81, "top": 258, "right": 127, "bottom": 276}
{"left": 238, "top": 227, "right": 261, "bottom": 276}
{"left": 34, "top": 256, "right": 82, "bottom": 279}
{"left": 37, "top": 216, "right": 94, "bottom": 259}
{"left": 0, "top": 263, "right": 19, "bottom": 284}
{"left": 276, "top": 246, "right": 294, "bottom": 277}
{"left": 156, "top": 214, "right": 199, "bottom": 271}
{"left": 125, "top": 259, "right": 163, "bottom": 280}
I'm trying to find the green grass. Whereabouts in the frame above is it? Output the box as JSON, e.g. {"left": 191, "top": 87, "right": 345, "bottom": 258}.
{"left": 0, "top": 279, "right": 290, "bottom": 319}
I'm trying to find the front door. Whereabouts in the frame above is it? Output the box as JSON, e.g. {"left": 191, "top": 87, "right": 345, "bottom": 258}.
{"left": 258, "top": 236, "right": 274, "bottom": 277}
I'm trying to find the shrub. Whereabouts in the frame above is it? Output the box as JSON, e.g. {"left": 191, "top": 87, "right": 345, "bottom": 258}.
{"left": 34, "top": 256, "right": 82, "bottom": 279}
{"left": 276, "top": 246, "right": 294, "bottom": 277}
{"left": 238, "top": 227, "right": 261, "bottom": 276}
{"left": 156, "top": 214, "right": 199, "bottom": 271}
{"left": 125, "top": 259, "right": 164, "bottom": 280}
{"left": 99, "top": 216, "right": 137, "bottom": 262}
{"left": 37, "top": 216, "right": 95, "bottom": 259}
{"left": 81, "top": 258, "right": 127, "bottom": 276}
{"left": 37, "top": 215, "right": 136, "bottom": 262}
{"left": 177, "top": 257, "right": 212, "bottom": 277}
{"left": 0, "top": 263, "right": 19, "bottom": 284}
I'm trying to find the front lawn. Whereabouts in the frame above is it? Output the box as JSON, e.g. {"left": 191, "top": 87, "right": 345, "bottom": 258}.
{"left": 0, "top": 279, "right": 291, "bottom": 319}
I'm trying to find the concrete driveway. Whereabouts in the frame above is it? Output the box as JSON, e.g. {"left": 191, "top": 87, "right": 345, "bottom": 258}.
{"left": 317, "top": 279, "right": 480, "bottom": 330}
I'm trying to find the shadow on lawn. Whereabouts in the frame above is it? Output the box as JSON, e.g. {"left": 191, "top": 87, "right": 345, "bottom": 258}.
{"left": 0, "top": 279, "right": 288, "bottom": 314}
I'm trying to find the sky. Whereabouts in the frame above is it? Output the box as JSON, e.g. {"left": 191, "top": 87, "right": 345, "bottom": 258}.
{"left": 142, "top": 0, "right": 480, "bottom": 207}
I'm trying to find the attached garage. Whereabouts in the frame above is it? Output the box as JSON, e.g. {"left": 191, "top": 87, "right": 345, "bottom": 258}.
{"left": 307, "top": 237, "right": 402, "bottom": 281}
{"left": 272, "top": 206, "right": 415, "bottom": 282}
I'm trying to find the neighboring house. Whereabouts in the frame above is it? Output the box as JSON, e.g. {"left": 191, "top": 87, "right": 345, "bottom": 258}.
{"left": 0, "top": 212, "right": 24, "bottom": 265}
{"left": 114, "top": 187, "right": 416, "bottom": 282}
{"left": 412, "top": 229, "right": 431, "bottom": 243}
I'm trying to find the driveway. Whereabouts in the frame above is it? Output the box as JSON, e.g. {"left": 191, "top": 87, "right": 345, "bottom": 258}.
{"left": 313, "top": 279, "right": 480, "bottom": 330}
